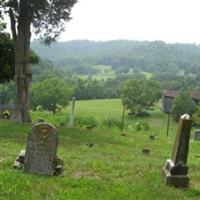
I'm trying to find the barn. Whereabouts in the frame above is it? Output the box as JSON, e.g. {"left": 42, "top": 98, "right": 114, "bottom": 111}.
{"left": 162, "top": 90, "right": 200, "bottom": 114}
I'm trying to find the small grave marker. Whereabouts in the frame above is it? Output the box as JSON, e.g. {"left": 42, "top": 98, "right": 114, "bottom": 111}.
{"left": 162, "top": 114, "right": 192, "bottom": 188}
{"left": 24, "top": 122, "right": 58, "bottom": 175}
{"left": 194, "top": 130, "right": 200, "bottom": 141}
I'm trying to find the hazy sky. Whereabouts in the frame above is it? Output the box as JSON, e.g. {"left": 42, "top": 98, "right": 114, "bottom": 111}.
{"left": 59, "top": 0, "right": 200, "bottom": 43}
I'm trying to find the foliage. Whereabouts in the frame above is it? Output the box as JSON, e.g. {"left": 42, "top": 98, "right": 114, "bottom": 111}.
{"left": 103, "top": 117, "right": 122, "bottom": 129}
{"left": 31, "top": 78, "right": 72, "bottom": 113}
{"left": 135, "top": 122, "right": 150, "bottom": 131}
{"left": 0, "top": 81, "right": 15, "bottom": 104}
{"left": 0, "top": 32, "right": 39, "bottom": 83}
{"left": 0, "top": 32, "right": 15, "bottom": 83}
{"left": 193, "top": 103, "right": 200, "bottom": 126}
{"left": 1, "top": 0, "right": 77, "bottom": 43}
{"left": 75, "top": 116, "right": 98, "bottom": 129}
{"left": 120, "top": 78, "right": 161, "bottom": 114}
{"left": 171, "top": 91, "right": 197, "bottom": 121}
{"left": 31, "top": 40, "right": 200, "bottom": 75}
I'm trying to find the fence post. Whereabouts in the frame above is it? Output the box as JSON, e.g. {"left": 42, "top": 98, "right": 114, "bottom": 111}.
{"left": 166, "top": 114, "right": 170, "bottom": 137}
{"left": 68, "top": 97, "right": 76, "bottom": 128}
{"left": 121, "top": 105, "right": 126, "bottom": 132}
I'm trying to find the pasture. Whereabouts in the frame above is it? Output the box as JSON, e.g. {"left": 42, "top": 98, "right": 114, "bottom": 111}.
{"left": 1, "top": 99, "right": 200, "bottom": 199}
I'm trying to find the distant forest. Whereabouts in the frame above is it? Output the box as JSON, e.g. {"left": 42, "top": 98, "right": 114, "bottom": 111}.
{"left": 31, "top": 40, "right": 200, "bottom": 76}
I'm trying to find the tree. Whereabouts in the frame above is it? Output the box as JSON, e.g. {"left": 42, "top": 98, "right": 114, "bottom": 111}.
{"left": 171, "top": 91, "right": 197, "bottom": 121}
{"left": 193, "top": 103, "right": 200, "bottom": 126}
{"left": 120, "top": 78, "right": 161, "bottom": 114}
{"left": 0, "top": 32, "right": 15, "bottom": 83}
{"left": 0, "top": 82, "right": 15, "bottom": 104}
{"left": 31, "top": 78, "right": 72, "bottom": 114}
{"left": 0, "top": 31, "right": 39, "bottom": 84}
{"left": 0, "top": 0, "right": 77, "bottom": 122}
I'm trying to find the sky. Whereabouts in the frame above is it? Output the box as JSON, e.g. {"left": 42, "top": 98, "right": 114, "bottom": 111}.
{"left": 59, "top": 0, "right": 200, "bottom": 44}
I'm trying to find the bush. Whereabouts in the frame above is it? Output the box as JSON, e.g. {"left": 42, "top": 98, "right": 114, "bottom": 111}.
{"left": 193, "top": 103, "right": 200, "bottom": 126}
{"left": 134, "top": 111, "right": 150, "bottom": 117}
{"left": 55, "top": 104, "right": 63, "bottom": 113}
{"left": 36, "top": 105, "right": 44, "bottom": 112}
{"left": 103, "top": 117, "right": 121, "bottom": 129}
{"left": 135, "top": 122, "right": 150, "bottom": 131}
{"left": 172, "top": 91, "right": 197, "bottom": 121}
{"left": 31, "top": 78, "right": 72, "bottom": 113}
{"left": 75, "top": 116, "right": 98, "bottom": 129}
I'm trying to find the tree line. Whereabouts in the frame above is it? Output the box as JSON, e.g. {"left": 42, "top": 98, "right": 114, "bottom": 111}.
{"left": 31, "top": 40, "right": 200, "bottom": 76}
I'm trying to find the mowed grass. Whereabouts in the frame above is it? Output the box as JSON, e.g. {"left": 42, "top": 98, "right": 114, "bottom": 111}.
{"left": 1, "top": 99, "right": 200, "bottom": 199}
{"left": 32, "top": 99, "right": 177, "bottom": 132}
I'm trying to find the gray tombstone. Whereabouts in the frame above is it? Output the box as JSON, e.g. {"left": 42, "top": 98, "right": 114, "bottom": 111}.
{"left": 24, "top": 122, "right": 58, "bottom": 175}
{"left": 194, "top": 130, "right": 200, "bottom": 141}
{"left": 162, "top": 114, "right": 192, "bottom": 188}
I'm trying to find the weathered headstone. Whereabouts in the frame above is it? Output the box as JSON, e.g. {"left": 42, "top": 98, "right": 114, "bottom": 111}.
{"left": 24, "top": 122, "right": 58, "bottom": 175}
{"left": 162, "top": 114, "right": 192, "bottom": 188}
{"left": 194, "top": 130, "right": 200, "bottom": 141}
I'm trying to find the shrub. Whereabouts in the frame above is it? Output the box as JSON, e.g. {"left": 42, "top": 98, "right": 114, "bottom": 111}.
{"left": 36, "top": 105, "right": 44, "bottom": 112}
{"left": 75, "top": 116, "right": 98, "bottom": 129}
{"left": 135, "top": 122, "right": 150, "bottom": 131}
{"left": 103, "top": 117, "right": 121, "bottom": 129}
{"left": 172, "top": 91, "right": 197, "bottom": 121}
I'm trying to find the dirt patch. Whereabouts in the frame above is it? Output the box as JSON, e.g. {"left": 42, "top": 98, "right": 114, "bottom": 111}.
{"left": 73, "top": 171, "right": 100, "bottom": 180}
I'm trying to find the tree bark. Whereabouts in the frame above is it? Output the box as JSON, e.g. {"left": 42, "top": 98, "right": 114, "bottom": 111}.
{"left": 12, "top": 0, "right": 32, "bottom": 122}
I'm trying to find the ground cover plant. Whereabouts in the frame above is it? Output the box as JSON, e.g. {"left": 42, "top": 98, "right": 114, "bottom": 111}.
{"left": 1, "top": 99, "right": 200, "bottom": 199}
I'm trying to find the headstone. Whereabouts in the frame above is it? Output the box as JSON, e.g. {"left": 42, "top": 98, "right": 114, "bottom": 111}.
{"left": 194, "top": 130, "right": 200, "bottom": 141}
{"left": 162, "top": 114, "right": 192, "bottom": 188}
{"left": 24, "top": 122, "right": 58, "bottom": 175}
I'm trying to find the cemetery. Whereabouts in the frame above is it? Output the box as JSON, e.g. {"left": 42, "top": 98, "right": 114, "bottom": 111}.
{"left": 1, "top": 100, "right": 200, "bottom": 199}
{"left": 1, "top": 0, "right": 200, "bottom": 199}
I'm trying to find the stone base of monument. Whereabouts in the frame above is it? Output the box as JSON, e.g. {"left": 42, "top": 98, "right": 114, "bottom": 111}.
{"left": 13, "top": 149, "right": 64, "bottom": 176}
{"left": 162, "top": 167, "right": 189, "bottom": 188}
{"left": 162, "top": 159, "right": 189, "bottom": 188}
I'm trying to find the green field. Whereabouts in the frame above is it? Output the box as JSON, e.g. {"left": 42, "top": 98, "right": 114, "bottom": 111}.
{"left": 78, "top": 65, "right": 116, "bottom": 81}
{"left": 1, "top": 99, "right": 200, "bottom": 199}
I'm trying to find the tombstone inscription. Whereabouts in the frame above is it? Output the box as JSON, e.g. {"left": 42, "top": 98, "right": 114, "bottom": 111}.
{"left": 162, "top": 114, "right": 192, "bottom": 188}
{"left": 24, "top": 122, "right": 58, "bottom": 175}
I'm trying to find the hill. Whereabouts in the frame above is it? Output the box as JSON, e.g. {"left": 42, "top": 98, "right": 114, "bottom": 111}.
{"left": 31, "top": 40, "right": 200, "bottom": 75}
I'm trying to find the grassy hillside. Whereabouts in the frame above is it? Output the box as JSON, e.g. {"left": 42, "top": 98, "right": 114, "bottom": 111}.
{"left": 1, "top": 99, "right": 200, "bottom": 199}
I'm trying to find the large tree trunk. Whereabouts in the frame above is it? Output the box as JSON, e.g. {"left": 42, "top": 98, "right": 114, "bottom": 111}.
{"left": 12, "top": 0, "right": 32, "bottom": 122}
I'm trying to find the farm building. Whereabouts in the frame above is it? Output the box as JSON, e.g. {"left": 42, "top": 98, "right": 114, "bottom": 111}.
{"left": 162, "top": 90, "right": 200, "bottom": 114}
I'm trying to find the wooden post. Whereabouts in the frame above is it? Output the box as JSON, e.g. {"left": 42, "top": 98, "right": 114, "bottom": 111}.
{"left": 166, "top": 114, "right": 170, "bottom": 137}
{"left": 68, "top": 97, "right": 76, "bottom": 128}
{"left": 121, "top": 106, "right": 126, "bottom": 132}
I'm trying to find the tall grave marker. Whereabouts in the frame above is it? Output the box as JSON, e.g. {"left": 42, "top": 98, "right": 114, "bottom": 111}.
{"left": 162, "top": 114, "right": 192, "bottom": 188}
{"left": 24, "top": 122, "right": 58, "bottom": 175}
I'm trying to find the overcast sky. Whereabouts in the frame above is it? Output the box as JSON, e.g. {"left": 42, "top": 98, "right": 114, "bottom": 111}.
{"left": 59, "top": 0, "right": 200, "bottom": 44}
